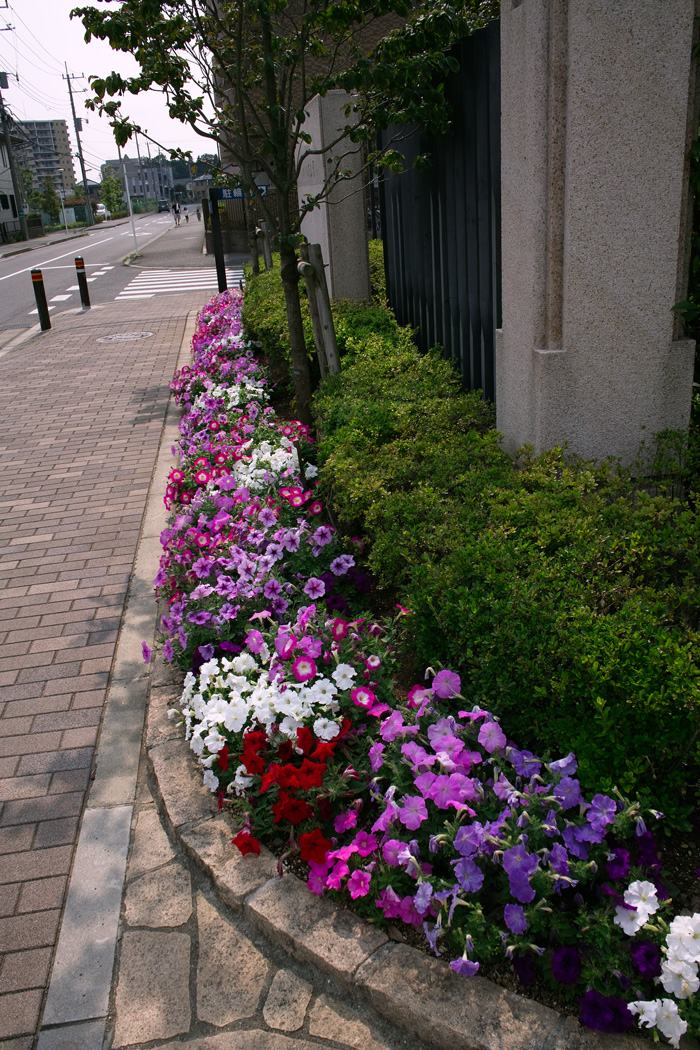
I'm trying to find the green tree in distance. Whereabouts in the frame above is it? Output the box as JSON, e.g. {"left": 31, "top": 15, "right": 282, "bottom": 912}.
{"left": 21, "top": 168, "right": 43, "bottom": 213}
{"left": 99, "top": 164, "right": 125, "bottom": 214}
{"left": 40, "top": 176, "right": 61, "bottom": 224}
{"left": 73, "top": 0, "right": 498, "bottom": 421}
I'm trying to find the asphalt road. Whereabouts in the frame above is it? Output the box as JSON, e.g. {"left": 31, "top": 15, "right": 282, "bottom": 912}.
{"left": 0, "top": 212, "right": 178, "bottom": 330}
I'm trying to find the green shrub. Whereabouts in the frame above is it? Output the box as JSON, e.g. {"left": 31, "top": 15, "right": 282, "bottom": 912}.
{"left": 368, "top": 237, "right": 387, "bottom": 304}
{"left": 245, "top": 240, "right": 700, "bottom": 826}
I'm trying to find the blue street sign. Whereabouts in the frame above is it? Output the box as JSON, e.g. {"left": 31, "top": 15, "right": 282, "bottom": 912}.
{"left": 214, "top": 185, "right": 269, "bottom": 200}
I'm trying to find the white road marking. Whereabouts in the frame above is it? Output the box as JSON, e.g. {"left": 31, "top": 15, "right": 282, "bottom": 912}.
{"left": 0, "top": 236, "right": 115, "bottom": 283}
{"left": 49, "top": 294, "right": 72, "bottom": 302}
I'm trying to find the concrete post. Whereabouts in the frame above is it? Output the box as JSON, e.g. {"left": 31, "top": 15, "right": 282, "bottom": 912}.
{"left": 497, "top": 0, "right": 699, "bottom": 465}
{"left": 297, "top": 91, "right": 371, "bottom": 301}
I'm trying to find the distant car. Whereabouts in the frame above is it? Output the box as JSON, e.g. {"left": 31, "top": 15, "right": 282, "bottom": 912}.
{"left": 157, "top": 199, "right": 170, "bottom": 212}
{"left": 95, "top": 203, "right": 111, "bottom": 219}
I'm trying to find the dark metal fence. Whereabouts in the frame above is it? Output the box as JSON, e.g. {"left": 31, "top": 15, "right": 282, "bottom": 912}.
{"left": 378, "top": 20, "right": 501, "bottom": 401}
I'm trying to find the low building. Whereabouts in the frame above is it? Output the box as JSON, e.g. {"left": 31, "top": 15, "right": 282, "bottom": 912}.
{"left": 101, "top": 156, "right": 174, "bottom": 201}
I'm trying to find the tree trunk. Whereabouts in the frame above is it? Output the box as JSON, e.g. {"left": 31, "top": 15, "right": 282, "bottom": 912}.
{"left": 279, "top": 238, "right": 312, "bottom": 426}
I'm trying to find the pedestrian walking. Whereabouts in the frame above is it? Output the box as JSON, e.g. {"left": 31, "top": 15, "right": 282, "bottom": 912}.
{"left": 197, "top": 207, "right": 202, "bottom": 222}
{"left": 184, "top": 207, "right": 190, "bottom": 223}
{"left": 172, "top": 201, "right": 181, "bottom": 226}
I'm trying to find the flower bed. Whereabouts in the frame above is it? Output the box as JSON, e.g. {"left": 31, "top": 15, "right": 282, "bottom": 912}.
{"left": 153, "top": 289, "right": 700, "bottom": 1048}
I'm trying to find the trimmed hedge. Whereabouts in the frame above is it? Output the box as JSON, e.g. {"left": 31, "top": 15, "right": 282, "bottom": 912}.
{"left": 243, "top": 246, "right": 700, "bottom": 829}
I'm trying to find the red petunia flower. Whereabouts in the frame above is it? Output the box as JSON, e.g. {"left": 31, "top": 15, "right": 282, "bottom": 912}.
{"left": 299, "top": 827, "right": 332, "bottom": 864}
{"left": 232, "top": 830, "right": 261, "bottom": 856}
{"left": 272, "top": 792, "right": 313, "bottom": 825}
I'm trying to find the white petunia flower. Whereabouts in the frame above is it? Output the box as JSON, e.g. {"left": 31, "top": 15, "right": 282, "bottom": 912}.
{"left": 655, "top": 999, "right": 688, "bottom": 1048}
{"left": 332, "top": 663, "right": 357, "bottom": 690}
{"left": 313, "top": 717, "right": 341, "bottom": 741}
{"left": 659, "top": 956, "right": 700, "bottom": 999}
{"left": 203, "top": 769, "right": 219, "bottom": 792}
{"left": 628, "top": 1000, "right": 657, "bottom": 1029}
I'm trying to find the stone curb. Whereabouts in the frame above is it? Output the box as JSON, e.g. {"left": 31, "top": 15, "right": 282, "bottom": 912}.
{"left": 145, "top": 669, "right": 646, "bottom": 1050}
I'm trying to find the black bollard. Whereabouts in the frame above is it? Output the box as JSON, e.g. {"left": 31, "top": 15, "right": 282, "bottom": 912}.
{"left": 31, "top": 269, "right": 51, "bottom": 331}
{"left": 74, "top": 257, "right": 91, "bottom": 310}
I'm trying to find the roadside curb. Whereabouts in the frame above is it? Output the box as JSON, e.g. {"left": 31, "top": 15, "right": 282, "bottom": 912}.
{"left": 145, "top": 669, "right": 647, "bottom": 1042}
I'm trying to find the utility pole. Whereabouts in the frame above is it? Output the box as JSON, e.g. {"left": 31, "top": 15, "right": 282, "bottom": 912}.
{"left": 63, "top": 65, "right": 93, "bottom": 226}
{"left": 0, "top": 73, "right": 28, "bottom": 240}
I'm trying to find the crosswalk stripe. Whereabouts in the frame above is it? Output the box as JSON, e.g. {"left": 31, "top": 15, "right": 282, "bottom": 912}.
{"left": 115, "top": 267, "right": 245, "bottom": 300}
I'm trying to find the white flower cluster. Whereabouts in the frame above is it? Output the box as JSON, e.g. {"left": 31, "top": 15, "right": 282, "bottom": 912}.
{"left": 177, "top": 650, "right": 349, "bottom": 796}
{"left": 230, "top": 438, "right": 299, "bottom": 492}
{"left": 628, "top": 913, "right": 700, "bottom": 1047}
{"left": 613, "top": 879, "right": 659, "bottom": 935}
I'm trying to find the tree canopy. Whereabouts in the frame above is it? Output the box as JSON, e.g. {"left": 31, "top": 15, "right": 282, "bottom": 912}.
{"left": 73, "top": 0, "right": 499, "bottom": 418}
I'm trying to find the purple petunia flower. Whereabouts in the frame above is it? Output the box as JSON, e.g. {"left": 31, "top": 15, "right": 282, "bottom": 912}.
{"left": 553, "top": 776, "right": 581, "bottom": 810}
{"left": 330, "top": 554, "right": 355, "bottom": 576}
{"left": 454, "top": 822, "right": 485, "bottom": 857}
{"left": 579, "top": 989, "right": 634, "bottom": 1034}
{"left": 606, "top": 847, "right": 630, "bottom": 880}
{"left": 630, "top": 940, "right": 662, "bottom": 979}
{"left": 549, "top": 752, "right": 578, "bottom": 777}
{"left": 450, "top": 955, "right": 479, "bottom": 977}
{"left": 453, "top": 858, "right": 485, "bottom": 894}
{"left": 587, "top": 794, "right": 617, "bottom": 834}
{"left": 551, "top": 945, "right": 582, "bottom": 986}
{"left": 504, "top": 904, "right": 528, "bottom": 934}
{"left": 141, "top": 642, "right": 152, "bottom": 664}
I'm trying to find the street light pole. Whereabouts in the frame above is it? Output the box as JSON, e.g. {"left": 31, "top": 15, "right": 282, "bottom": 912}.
{"left": 116, "top": 141, "right": 139, "bottom": 256}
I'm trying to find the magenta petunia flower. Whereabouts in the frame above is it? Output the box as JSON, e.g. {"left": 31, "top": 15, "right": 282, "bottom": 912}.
{"left": 351, "top": 686, "right": 375, "bottom": 709}
{"left": 399, "top": 795, "right": 428, "bottom": 830}
{"left": 478, "top": 720, "right": 506, "bottom": 753}
{"left": 347, "top": 870, "right": 371, "bottom": 899}
{"left": 141, "top": 642, "right": 152, "bottom": 664}
{"left": 292, "top": 656, "right": 317, "bottom": 682}
{"left": 432, "top": 669, "right": 461, "bottom": 698}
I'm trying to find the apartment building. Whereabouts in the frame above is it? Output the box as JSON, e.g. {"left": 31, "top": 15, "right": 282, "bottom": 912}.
{"left": 16, "top": 119, "right": 77, "bottom": 194}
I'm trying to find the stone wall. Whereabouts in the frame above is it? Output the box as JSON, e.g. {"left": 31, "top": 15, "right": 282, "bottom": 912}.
{"left": 497, "top": 0, "right": 699, "bottom": 464}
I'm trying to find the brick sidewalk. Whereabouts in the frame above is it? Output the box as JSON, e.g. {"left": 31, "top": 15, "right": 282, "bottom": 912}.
{"left": 0, "top": 296, "right": 209, "bottom": 1048}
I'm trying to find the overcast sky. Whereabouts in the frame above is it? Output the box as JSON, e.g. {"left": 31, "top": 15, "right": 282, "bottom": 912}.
{"left": 0, "top": 0, "right": 212, "bottom": 182}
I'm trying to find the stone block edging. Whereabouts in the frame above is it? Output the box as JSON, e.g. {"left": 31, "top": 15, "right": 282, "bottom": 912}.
{"left": 144, "top": 666, "right": 646, "bottom": 1050}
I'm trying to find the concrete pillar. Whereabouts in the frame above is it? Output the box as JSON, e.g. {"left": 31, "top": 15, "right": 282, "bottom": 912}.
{"left": 297, "top": 91, "right": 371, "bottom": 300}
{"left": 497, "top": 0, "right": 699, "bottom": 464}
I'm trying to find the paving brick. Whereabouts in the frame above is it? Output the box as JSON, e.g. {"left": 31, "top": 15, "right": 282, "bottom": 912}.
{"left": 18, "top": 748, "right": 93, "bottom": 777}
{"left": 0, "top": 846, "right": 73, "bottom": 886}
{"left": 0, "top": 733, "right": 62, "bottom": 760}
{"left": 60, "top": 727, "right": 97, "bottom": 750}
{"left": 17, "top": 662, "right": 81, "bottom": 686}
{"left": 0, "top": 759, "right": 19, "bottom": 779}
{"left": 0, "top": 988, "right": 43, "bottom": 1039}
{"left": 17, "top": 877, "right": 68, "bottom": 914}
{"left": 0, "top": 910, "right": 60, "bottom": 952}
{"left": 0, "top": 775, "right": 51, "bottom": 804}
{"left": 0, "top": 718, "right": 34, "bottom": 738}
{"left": 33, "top": 815, "right": 80, "bottom": 849}
{"left": 28, "top": 635, "right": 89, "bottom": 655}
{"left": 49, "top": 768, "right": 91, "bottom": 795}
{"left": 0, "top": 792, "right": 84, "bottom": 828}
{"left": 32, "top": 710, "right": 102, "bottom": 734}
{"left": 0, "top": 883, "right": 20, "bottom": 917}
{"left": 0, "top": 827, "right": 34, "bottom": 856}
{"left": 0, "top": 948, "right": 52, "bottom": 993}
{"left": 43, "top": 674, "right": 108, "bottom": 697}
